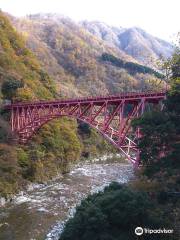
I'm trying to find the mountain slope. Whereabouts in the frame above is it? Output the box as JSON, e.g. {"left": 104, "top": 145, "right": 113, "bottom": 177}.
{"left": 81, "top": 21, "right": 174, "bottom": 67}
{"left": 10, "top": 13, "right": 163, "bottom": 97}
{"left": 0, "top": 12, "right": 56, "bottom": 101}
{"left": 0, "top": 12, "right": 79, "bottom": 196}
{"left": 0, "top": 12, "right": 117, "bottom": 198}
{"left": 118, "top": 27, "right": 174, "bottom": 64}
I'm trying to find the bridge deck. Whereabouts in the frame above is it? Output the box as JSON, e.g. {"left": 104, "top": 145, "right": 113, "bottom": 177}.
{"left": 4, "top": 91, "right": 166, "bottom": 109}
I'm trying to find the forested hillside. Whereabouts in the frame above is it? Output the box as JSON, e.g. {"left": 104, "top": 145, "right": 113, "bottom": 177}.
{"left": 0, "top": 13, "right": 56, "bottom": 102}
{"left": 10, "top": 13, "right": 164, "bottom": 96}
{"left": 0, "top": 12, "right": 114, "bottom": 198}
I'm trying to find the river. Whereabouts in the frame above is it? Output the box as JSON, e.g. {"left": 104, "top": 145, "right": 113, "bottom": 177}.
{"left": 0, "top": 158, "right": 134, "bottom": 240}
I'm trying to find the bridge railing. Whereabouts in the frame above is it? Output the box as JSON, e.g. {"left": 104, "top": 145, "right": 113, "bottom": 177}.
{"left": 3, "top": 90, "right": 167, "bottom": 108}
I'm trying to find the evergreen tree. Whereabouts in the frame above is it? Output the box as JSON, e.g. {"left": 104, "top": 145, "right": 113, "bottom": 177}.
{"left": 132, "top": 45, "right": 180, "bottom": 190}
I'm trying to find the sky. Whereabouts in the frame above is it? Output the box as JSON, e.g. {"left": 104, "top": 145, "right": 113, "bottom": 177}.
{"left": 0, "top": 0, "right": 179, "bottom": 42}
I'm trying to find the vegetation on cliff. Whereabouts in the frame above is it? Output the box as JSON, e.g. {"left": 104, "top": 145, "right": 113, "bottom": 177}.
{"left": 0, "top": 11, "right": 78, "bottom": 197}
{"left": 0, "top": 12, "right": 114, "bottom": 198}
{"left": 0, "top": 12, "right": 56, "bottom": 101}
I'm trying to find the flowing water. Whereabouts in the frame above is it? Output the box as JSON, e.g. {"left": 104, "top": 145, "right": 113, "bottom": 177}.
{"left": 0, "top": 158, "right": 134, "bottom": 240}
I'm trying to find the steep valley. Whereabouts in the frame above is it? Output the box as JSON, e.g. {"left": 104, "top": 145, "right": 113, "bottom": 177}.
{"left": 0, "top": 11, "right": 172, "bottom": 200}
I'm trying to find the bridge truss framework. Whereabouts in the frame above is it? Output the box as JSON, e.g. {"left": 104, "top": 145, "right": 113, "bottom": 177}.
{"left": 5, "top": 91, "right": 166, "bottom": 165}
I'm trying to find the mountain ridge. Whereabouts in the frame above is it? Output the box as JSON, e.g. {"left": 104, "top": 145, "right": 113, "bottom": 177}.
{"left": 81, "top": 20, "right": 174, "bottom": 67}
{"left": 8, "top": 13, "right": 165, "bottom": 98}
{"left": 11, "top": 12, "right": 174, "bottom": 67}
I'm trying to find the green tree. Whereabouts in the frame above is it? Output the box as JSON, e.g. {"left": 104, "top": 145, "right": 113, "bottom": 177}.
{"left": 132, "top": 44, "right": 180, "bottom": 187}
{"left": 60, "top": 183, "right": 173, "bottom": 240}
{"left": 1, "top": 77, "right": 24, "bottom": 100}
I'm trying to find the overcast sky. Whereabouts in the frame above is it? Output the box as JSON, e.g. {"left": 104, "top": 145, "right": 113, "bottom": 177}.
{"left": 0, "top": 0, "right": 179, "bottom": 42}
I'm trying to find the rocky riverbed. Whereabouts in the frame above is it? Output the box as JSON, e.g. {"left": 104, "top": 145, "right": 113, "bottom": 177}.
{"left": 0, "top": 157, "right": 134, "bottom": 240}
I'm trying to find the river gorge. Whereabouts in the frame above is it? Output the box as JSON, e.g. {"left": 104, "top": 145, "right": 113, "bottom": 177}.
{"left": 0, "top": 157, "right": 134, "bottom": 240}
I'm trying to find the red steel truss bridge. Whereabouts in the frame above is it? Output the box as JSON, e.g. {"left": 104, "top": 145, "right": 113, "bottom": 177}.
{"left": 5, "top": 91, "right": 166, "bottom": 165}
